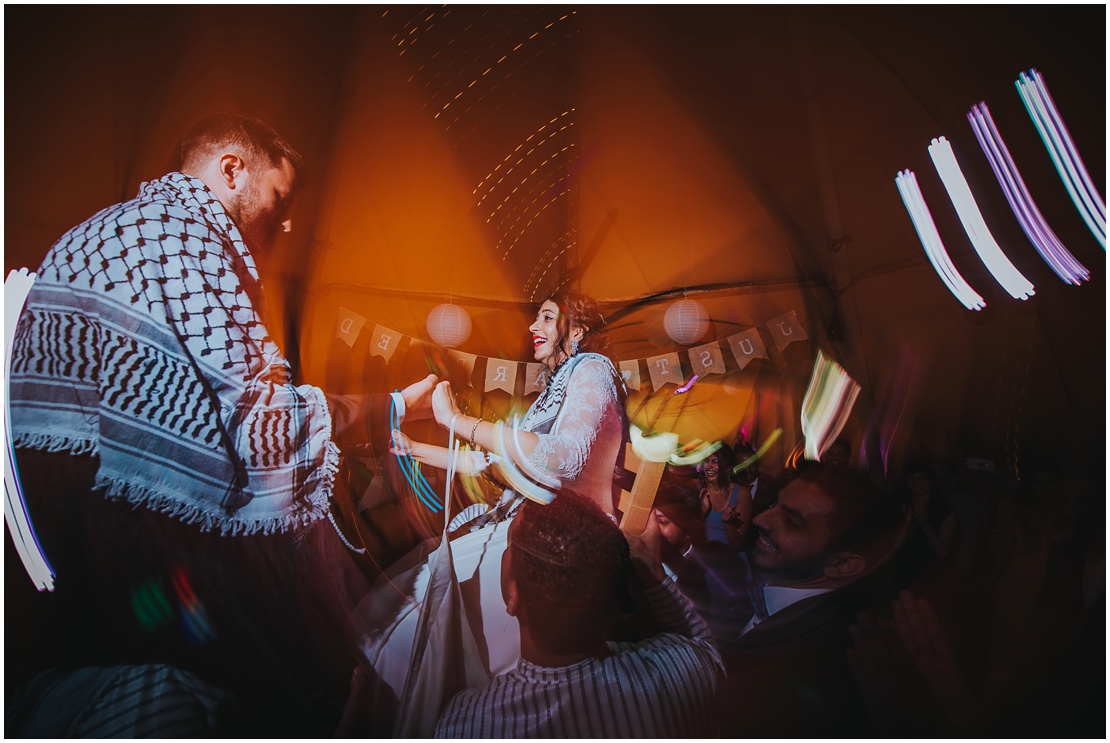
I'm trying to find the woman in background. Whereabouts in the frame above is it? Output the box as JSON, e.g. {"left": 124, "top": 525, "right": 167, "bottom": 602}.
{"left": 699, "top": 443, "right": 751, "bottom": 550}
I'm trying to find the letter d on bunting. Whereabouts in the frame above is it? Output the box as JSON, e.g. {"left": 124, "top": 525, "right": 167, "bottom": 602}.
{"left": 336, "top": 307, "right": 367, "bottom": 348}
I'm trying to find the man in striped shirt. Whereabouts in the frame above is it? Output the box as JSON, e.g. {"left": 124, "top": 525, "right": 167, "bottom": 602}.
{"left": 434, "top": 491, "right": 724, "bottom": 738}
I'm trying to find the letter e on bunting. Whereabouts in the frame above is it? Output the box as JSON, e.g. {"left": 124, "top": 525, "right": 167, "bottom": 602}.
{"left": 767, "top": 310, "right": 808, "bottom": 352}
{"left": 368, "top": 324, "right": 400, "bottom": 361}
{"left": 484, "top": 359, "right": 518, "bottom": 395}
{"left": 689, "top": 342, "right": 726, "bottom": 377}
{"left": 336, "top": 307, "right": 367, "bottom": 348}
{"left": 524, "top": 363, "right": 547, "bottom": 394}
{"left": 619, "top": 360, "right": 641, "bottom": 391}
{"left": 725, "top": 328, "right": 768, "bottom": 370}
{"left": 646, "top": 353, "right": 684, "bottom": 390}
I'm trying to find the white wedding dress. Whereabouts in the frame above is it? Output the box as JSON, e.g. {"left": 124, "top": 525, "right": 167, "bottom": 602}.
{"left": 351, "top": 353, "right": 624, "bottom": 721}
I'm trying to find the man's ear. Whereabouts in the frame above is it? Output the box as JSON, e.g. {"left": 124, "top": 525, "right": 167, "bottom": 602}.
{"left": 823, "top": 551, "right": 867, "bottom": 581}
{"left": 218, "top": 153, "right": 245, "bottom": 190}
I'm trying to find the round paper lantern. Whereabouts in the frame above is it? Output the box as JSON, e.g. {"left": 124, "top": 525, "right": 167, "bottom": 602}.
{"left": 664, "top": 299, "right": 709, "bottom": 345}
{"left": 427, "top": 303, "right": 472, "bottom": 348}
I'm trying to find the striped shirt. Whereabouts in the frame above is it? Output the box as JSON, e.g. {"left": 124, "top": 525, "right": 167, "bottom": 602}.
{"left": 435, "top": 578, "right": 724, "bottom": 738}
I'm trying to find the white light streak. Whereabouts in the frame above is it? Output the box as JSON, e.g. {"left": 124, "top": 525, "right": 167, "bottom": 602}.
{"left": 1017, "top": 68, "right": 1106, "bottom": 248}
{"left": 928, "top": 137, "right": 1035, "bottom": 300}
{"left": 895, "top": 169, "right": 986, "bottom": 310}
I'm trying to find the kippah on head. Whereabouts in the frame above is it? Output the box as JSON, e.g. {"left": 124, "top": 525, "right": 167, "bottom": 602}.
{"left": 179, "top": 113, "right": 304, "bottom": 188}
{"left": 510, "top": 489, "right": 630, "bottom": 654}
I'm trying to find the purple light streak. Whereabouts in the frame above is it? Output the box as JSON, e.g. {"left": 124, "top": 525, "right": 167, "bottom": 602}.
{"left": 968, "top": 102, "right": 1089, "bottom": 285}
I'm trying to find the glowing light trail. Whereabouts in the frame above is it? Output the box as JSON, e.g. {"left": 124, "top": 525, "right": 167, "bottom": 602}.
{"left": 968, "top": 102, "right": 1089, "bottom": 285}
{"left": 1017, "top": 69, "right": 1106, "bottom": 248}
{"left": 929, "top": 137, "right": 1035, "bottom": 300}
{"left": 895, "top": 170, "right": 986, "bottom": 310}
{"left": 801, "top": 352, "right": 861, "bottom": 463}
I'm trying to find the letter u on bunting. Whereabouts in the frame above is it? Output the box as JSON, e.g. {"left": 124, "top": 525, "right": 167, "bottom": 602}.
{"left": 767, "top": 310, "right": 808, "bottom": 352}
{"left": 725, "top": 328, "right": 769, "bottom": 369}
{"left": 484, "top": 359, "right": 518, "bottom": 395}
{"left": 368, "top": 324, "right": 401, "bottom": 361}
{"left": 646, "top": 352, "right": 684, "bottom": 390}
{"left": 619, "top": 360, "right": 641, "bottom": 391}
{"left": 336, "top": 307, "right": 367, "bottom": 348}
{"left": 689, "top": 342, "right": 726, "bottom": 377}
{"left": 524, "top": 362, "right": 547, "bottom": 394}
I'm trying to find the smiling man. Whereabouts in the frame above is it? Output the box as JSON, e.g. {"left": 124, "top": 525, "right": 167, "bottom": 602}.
{"left": 716, "top": 461, "right": 906, "bottom": 737}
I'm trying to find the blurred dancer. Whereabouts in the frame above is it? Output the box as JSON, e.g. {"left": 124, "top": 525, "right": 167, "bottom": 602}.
{"left": 8, "top": 113, "right": 435, "bottom": 733}
{"left": 354, "top": 291, "right": 627, "bottom": 730}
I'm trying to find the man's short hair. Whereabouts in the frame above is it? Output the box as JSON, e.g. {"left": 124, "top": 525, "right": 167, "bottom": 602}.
{"left": 510, "top": 490, "right": 630, "bottom": 655}
{"left": 180, "top": 113, "right": 304, "bottom": 188}
{"left": 794, "top": 462, "right": 902, "bottom": 556}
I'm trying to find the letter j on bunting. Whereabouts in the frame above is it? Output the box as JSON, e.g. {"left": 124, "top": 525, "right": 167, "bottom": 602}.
{"left": 767, "top": 310, "right": 808, "bottom": 352}
{"left": 484, "top": 359, "right": 518, "bottom": 395}
{"left": 647, "top": 352, "right": 684, "bottom": 390}
{"left": 335, "top": 307, "right": 367, "bottom": 349}
{"left": 368, "top": 324, "right": 401, "bottom": 362}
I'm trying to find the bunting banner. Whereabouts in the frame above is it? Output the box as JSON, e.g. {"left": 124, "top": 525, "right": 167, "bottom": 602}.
{"left": 484, "top": 358, "right": 518, "bottom": 395}
{"left": 767, "top": 310, "right": 808, "bottom": 352}
{"left": 689, "top": 341, "right": 726, "bottom": 377}
{"left": 331, "top": 306, "right": 814, "bottom": 398}
{"left": 646, "top": 352, "right": 684, "bottom": 390}
{"left": 336, "top": 307, "right": 367, "bottom": 348}
{"left": 448, "top": 350, "right": 477, "bottom": 386}
{"left": 367, "top": 324, "right": 402, "bottom": 362}
{"left": 618, "top": 360, "right": 642, "bottom": 391}
{"left": 524, "top": 362, "right": 547, "bottom": 394}
{"left": 725, "top": 327, "right": 769, "bottom": 369}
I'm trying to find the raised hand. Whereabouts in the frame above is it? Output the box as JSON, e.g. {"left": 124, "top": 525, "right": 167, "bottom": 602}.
{"left": 623, "top": 509, "right": 666, "bottom": 586}
{"left": 400, "top": 374, "right": 438, "bottom": 420}
{"left": 432, "top": 380, "right": 462, "bottom": 429}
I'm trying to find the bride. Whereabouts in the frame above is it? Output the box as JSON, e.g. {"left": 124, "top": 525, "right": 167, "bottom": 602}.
{"left": 351, "top": 290, "right": 626, "bottom": 724}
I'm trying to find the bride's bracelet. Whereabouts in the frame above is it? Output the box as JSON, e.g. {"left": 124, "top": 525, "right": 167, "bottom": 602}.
{"left": 469, "top": 416, "right": 483, "bottom": 444}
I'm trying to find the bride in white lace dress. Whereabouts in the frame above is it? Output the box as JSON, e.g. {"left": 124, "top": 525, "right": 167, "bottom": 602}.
{"left": 351, "top": 291, "right": 626, "bottom": 725}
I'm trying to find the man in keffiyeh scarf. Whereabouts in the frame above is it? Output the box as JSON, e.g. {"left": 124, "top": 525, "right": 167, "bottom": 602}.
{"left": 8, "top": 114, "right": 433, "bottom": 732}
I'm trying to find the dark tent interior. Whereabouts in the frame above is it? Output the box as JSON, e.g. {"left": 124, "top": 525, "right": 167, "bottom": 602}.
{"left": 5, "top": 5, "right": 1105, "bottom": 738}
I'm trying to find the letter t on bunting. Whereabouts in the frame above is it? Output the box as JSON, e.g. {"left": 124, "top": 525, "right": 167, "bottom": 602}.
{"left": 767, "top": 310, "right": 808, "bottom": 352}
{"left": 368, "top": 324, "right": 401, "bottom": 361}
{"left": 646, "top": 352, "right": 684, "bottom": 391}
{"left": 689, "top": 342, "right": 726, "bottom": 377}
{"left": 484, "top": 359, "right": 518, "bottom": 395}
{"left": 725, "top": 328, "right": 769, "bottom": 369}
{"left": 524, "top": 362, "right": 547, "bottom": 395}
{"left": 619, "top": 360, "right": 641, "bottom": 391}
{"left": 336, "top": 307, "right": 367, "bottom": 348}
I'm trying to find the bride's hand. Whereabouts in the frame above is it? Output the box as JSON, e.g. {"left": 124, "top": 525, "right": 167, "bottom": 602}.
{"left": 390, "top": 429, "right": 419, "bottom": 459}
{"left": 432, "top": 381, "right": 462, "bottom": 428}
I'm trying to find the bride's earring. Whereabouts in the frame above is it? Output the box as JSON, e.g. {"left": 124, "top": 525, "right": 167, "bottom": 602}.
{"left": 571, "top": 339, "right": 579, "bottom": 355}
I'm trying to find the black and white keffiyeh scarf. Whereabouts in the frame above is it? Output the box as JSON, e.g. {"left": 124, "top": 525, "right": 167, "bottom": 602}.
{"left": 9, "top": 173, "right": 338, "bottom": 536}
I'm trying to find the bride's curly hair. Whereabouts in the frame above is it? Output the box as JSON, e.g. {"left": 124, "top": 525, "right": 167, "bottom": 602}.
{"left": 545, "top": 290, "right": 611, "bottom": 360}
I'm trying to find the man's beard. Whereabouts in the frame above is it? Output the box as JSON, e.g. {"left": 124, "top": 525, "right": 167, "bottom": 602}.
{"left": 749, "top": 532, "right": 829, "bottom": 584}
{"left": 226, "top": 183, "right": 282, "bottom": 255}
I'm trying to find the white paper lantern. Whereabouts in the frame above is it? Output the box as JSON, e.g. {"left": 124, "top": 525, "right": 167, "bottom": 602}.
{"left": 664, "top": 299, "right": 709, "bottom": 345}
{"left": 427, "top": 303, "right": 472, "bottom": 348}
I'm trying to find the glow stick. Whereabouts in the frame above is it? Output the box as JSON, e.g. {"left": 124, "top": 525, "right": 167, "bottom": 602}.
{"left": 391, "top": 399, "right": 442, "bottom": 512}
{"left": 4, "top": 269, "right": 55, "bottom": 591}
{"left": 928, "top": 137, "right": 1035, "bottom": 300}
{"left": 800, "top": 352, "right": 861, "bottom": 462}
{"left": 895, "top": 170, "right": 986, "bottom": 310}
{"left": 1017, "top": 69, "right": 1105, "bottom": 247}
{"left": 968, "top": 103, "right": 1089, "bottom": 284}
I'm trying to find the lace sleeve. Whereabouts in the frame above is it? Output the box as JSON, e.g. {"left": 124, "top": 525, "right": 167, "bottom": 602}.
{"left": 526, "top": 357, "right": 618, "bottom": 481}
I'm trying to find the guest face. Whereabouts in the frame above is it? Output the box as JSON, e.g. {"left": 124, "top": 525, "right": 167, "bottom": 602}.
{"left": 702, "top": 455, "right": 721, "bottom": 484}
{"left": 823, "top": 443, "right": 850, "bottom": 468}
{"left": 749, "top": 479, "right": 837, "bottom": 581}
{"left": 225, "top": 157, "right": 296, "bottom": 255}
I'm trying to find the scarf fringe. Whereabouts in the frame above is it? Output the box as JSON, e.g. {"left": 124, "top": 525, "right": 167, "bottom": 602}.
{"left": 13, "top": 431, "right": 99, "bottom": 457}
{"left": 93, "top": 441, "right": 339, "bottom": 538}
